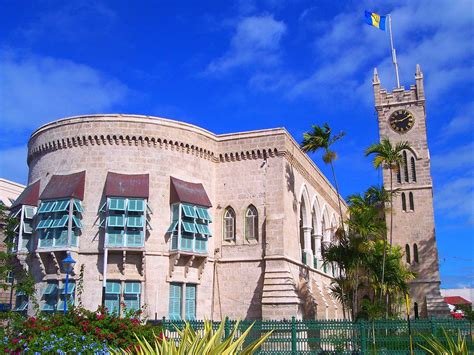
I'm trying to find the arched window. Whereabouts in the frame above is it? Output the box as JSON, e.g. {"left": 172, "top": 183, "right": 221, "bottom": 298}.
{"left": 411, "top": 157, "right": 417, "bottom": 182}
{"left": 403, "top": 151, "right": 409, "bottom": 182}
{"left": 413, "top": 243, "right": 419, "bottom": 263}
{"left": 223, "top": 207, "right": 236, "bottom": 241}
{"left": 405, "top": 244, "right": 411, "bottom": 264}
{"left": 397, "top": 163, "right": 402, "bottom": 183}
{"left": 245, "top": 205, "right": 258, "bottom": 240}
{"left": 409, "top": 192, "right": 414, "bottom": 211}
{"left": 414, "top": 302, "right": 419, "bottom": 319}
{"left": 401, "top": 193, "right": 407, "bottom": 211}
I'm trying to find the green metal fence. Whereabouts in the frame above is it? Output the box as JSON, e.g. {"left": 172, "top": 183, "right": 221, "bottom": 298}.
{"left": 159, "top": 317, "right": 473, "bottom": 354}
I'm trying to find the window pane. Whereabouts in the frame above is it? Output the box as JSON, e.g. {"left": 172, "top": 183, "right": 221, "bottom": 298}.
{"left": 37, "top": 217, "right": 54, "bottom": 229}
{"left": 194, "top": 237, "right": 207, "bottom": 253}
{"left": 180, "top": 234, "right": 193, "bottom": 251}
{"left": 43, "top": 282, "right": 58, "bottom": 295}
{"left": 61, "top": 283, "right": 75, "bottom": 295}
{"left": 39, "top": 231, "right": 54, "bottom": 248}
{"left": 109, "top": 198, "right": 126, "bottom": 211}
{"left": 182, "top": 221, "right": 197, "bottom": 233}
{"left": 52, "top": 199, "right": 70, "bottom": 212}
{"left": 223, "top": 208, "right": 235, "bottom": 240}
{"left": 124, "top": 294, "right": 140, "bottom": 312}
{"left": 127, "top": 215, "right": 144, "bottom": 228}
{"left": 107, "top": 215, "right": 125, "bottom": 227}
{"left": 105, "top": 294, "right": 120, "bottom": 314}
{"left": 195, "top": 223, "right": 211, "bottom": 236}
{"left": 124, "top": 282, "right": 141, "bottom": 294}
{"left": 128, "top": 199, "right": 145, "bottom": 212}
{"left": 105, "top": 281, "right": 121, "bottom": 294}
{"left": 73, "top": 199, "right": 84, "bottom": 213}
{"left": 55, "top": 230, "right": 68, "bottom": 246}
{"left": 167, "top": 221, "right": 179, "bottom": 234}
{"left": 196, "top": 207, "right": 211, "bottom": 221}
{"left": 107, "top": 230, "right": 124, "bottom": 246}
{"left": 182, "top": 204, "right": 197, "bottom": 218}
{"left": 126, "top": 230, "right": 144, "bottom": 247}
{"left": 23, "top": 220, "right": 34, "bottom": 234}
{"left": 171, "top": 234, "right": 178, "bottom": 250}
{"left": 24, "top": 206, "right": 35, "bottom": 219}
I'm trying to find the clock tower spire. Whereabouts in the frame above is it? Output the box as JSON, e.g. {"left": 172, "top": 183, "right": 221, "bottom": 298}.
{"left": 373, "top": 65, "right": 448, "bottom": 317}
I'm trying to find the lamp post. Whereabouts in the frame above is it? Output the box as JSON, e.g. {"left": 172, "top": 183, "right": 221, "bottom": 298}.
{"left": 61, "top": 253, "right": 76, "bottom": 314}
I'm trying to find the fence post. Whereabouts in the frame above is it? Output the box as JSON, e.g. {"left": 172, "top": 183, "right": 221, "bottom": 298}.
{"left": 430, "top": 316, "right": 436, "bottom": 335}
{"left": 359, "top": 321, "right": 366, "bottom": 354}
{"left": 291, "top": 316, "right": 297, "bottom": 354}
{"left": 224, "top": 316, "right": 230, "bottom": 339}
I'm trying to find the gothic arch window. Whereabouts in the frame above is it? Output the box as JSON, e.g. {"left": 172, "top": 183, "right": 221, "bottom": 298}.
{"left": 411, "top": 157, "right": 417, "bottom": 182}
{"left": 245, "top": 205, "right": 258, "bottom": 240}
{"left": 405, "top": 244, "right": 411, "bottom": 264}
{"left": 409, "top": 192, "right": 414, "bottom": 211}
{"left": 397, "top": 163, "right": 402, "bottom": 184}
{"left": 413, "top": 243, "right": 419, "bottom": 263}
{"left": 403, "top": 151, "right": 409, "bottom": 182}
{"left": 414, "top": 302, "right": 419, "bottom": 319}
{"left": 223, "top": 207, "right": 236, "bottom": 241}
{"left": 401, "top": 193, "right": 407, "bottom": 211}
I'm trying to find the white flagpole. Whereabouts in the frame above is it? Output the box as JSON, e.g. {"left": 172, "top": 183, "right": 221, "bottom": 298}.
{"left": 388, "top": 14, "right": 401, "bottom": 88}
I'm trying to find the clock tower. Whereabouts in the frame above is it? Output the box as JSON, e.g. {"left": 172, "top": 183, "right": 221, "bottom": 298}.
{"left": 373, "top": 65, "right": 448, "bottom": 317}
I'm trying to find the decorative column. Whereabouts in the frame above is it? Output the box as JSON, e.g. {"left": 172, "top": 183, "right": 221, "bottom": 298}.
{"left": 313, "top": 234, "right": 322, "bottom": 269}
{"left": 302, "top": 226, "right": 313, "bottom": 266}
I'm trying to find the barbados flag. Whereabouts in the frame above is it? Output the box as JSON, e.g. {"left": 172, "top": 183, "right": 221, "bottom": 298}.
{"left": 365, "top": 11, "right": 386, "bottom": 31}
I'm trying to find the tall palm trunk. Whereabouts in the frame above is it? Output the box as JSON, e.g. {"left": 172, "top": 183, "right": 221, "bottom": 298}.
{"left": 380, "top": 170, "right": 392, "bottom": 304}
{"left": 329, "top": 160, "right": 345, "bottom": 233}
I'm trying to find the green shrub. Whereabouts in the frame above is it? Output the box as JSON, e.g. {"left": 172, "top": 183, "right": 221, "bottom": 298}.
{"left": 114, "top": 320, "right": 272, "bottom": 354}
{"left": 419, "top": 327, "right": 469, "bottom": 355}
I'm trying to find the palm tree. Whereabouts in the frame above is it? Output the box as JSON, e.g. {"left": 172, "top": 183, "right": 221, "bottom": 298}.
{"left": 365, "top": 138, "right": 410, "bottom": 303}
{"left": 301, "top": 123, "right": 346, "bottom": 231}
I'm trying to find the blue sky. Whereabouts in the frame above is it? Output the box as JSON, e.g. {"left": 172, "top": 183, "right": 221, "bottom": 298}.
{"left": 0, "top": 0, "right": 472, "bottom": 288}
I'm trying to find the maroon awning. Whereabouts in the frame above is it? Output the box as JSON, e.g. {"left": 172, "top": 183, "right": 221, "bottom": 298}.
{"left": 40, "top": 171, "right": 86, "bottom": 201}
{"left": 170, "top": 176, "right": 212, "bottom": 207}
{"left": 105, "top": 172, "right": 149, "bottom": 198}
{"left": 11, "top": 180, "right": 41, "bottom": 208}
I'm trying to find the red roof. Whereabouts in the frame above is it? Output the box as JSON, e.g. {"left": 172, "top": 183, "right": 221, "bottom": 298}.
{"left": 40, "top": 171, "right": 86, "bottom": 201}
{"left": 105, "top": 172, "right": 149, "bottom": 198}
{"left": 11, "top": 180, "right": 41, "bottom": 208}
{"left": 444, "top": 296, "right": 471, "bottom": 305}
{"left": 170, "top": 176, "right": 212, "bottom": 207}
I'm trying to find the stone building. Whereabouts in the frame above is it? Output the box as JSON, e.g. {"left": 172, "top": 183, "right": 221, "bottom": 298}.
{"left": 0, "top": 178, "right": 25, "bottom": 309}
{"left": 11, "top": 114, "right": 346, "bottom": 320}
{"left": 373, "top": 65, "right": 448, "bottom": 317}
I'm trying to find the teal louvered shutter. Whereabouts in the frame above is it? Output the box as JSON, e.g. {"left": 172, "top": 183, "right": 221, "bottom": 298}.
{"left": 127, "top": 199, "right": 145, "bottom": 212}
{"left": 105, "top": 281, "right": 121, "bottom": 314}
{"left": 185, "top": 285, "right": 196, "bottom": 320}
{"left": 169, "top": 283, "right": 182, "bottom": 320}
{"left": 124, "top": 282, "right": 141, "bottom": 311}
{"left": 109, "top": 198, "right": 126, "bottom": 211}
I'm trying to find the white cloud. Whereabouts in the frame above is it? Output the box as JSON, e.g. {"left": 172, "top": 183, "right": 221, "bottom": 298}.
{"left": 0, "top": 51, "right": 128, "bottom": 132}
{"left": 207, "top": 15, "right": 286, "bottom": 74}
{"left": 439, "top": 102, "right": 474, "bottom": 140}
{"left": 289, "top": 0, "right": 474, "bottom": 102}
{"left": 431, "top": 142, "right": 474, "bottom": 172}
{"left": 0, "top": 146, "right": 29, "bottom": 185}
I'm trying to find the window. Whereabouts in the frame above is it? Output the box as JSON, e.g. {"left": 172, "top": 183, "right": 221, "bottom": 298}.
{"left": 13, "top": 291, "right": 28, "bottom": 312}
{"left": 223, "top": 207, "right": 235, "bottom": 241}
{"left": 413, "top": 243, "right": 419, "bottom": 263}
{"left": 414, "top": 302, "right": 419, "bottom": 319}
{"left": 124, "top": 282, "right": 141, "bottom": 312}
{"left": 245, "top": 205, "right": 258, "bottom": 240}
{"left": 396, "top": 163, "right": 402, "bottom": 184}
{"left": 185, "top": 284, "right": 196, "bottom": 320}
{"left": 37, "top": 199, "right": 83, "bottom": 249}
{"left": 167, "top": 203, "right": 212, "bottom": 253}
{"left": 403, "top": 151, "right": 409, "bottom": 182}
{"left": 411, "top": 157, "right": 417, "bottom": 182}
{"left": 104, "top": 197, "right": 147, "bottom": 248}
{"left": 409, "top": 192, "right": 414, "bottom": 211}
{"left": 10, "top": 205, "right": 36, "bottom": 253}
{"left": 105, "top": 281, "right": 121, "bottom": 314}
{"left": 169, "top": 283, "right": 182, "bottom": 320}
{"left": 401, "top": 193, "right": 407, "bottom": 211}
{"left": 168, "top": 283, "right": 197, "bottom": 320}
{"left": 40, "top": 280, "right": 75, "bottom": 312}
{"left": 405, "top": 244, "right": 411, "bottom": 264}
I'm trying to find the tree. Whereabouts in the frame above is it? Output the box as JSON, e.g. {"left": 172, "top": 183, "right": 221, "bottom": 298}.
{"left": 301, "top": 123, "right": 346, "bottom": 231}
{"left": 365, "top": 138, "right": 410, "bottom": 302}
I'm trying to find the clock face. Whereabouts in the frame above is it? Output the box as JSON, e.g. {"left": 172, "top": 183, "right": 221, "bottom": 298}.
{"left": 389, "top": 110, "right": 415, "bottom": 133}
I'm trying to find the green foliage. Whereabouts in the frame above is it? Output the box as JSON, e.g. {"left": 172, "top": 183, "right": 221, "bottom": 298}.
{"left": 300, "top": 123, "right": 345, "bottom": 164}
{"left": 1, "top": 305, "right": 159, "bottom": 352}
{"left": 114, "top": 320, "right": 272, "bottom": 355}
{"left": 455, "top": 304, "right": 474, "bottom": 321}
{"left": 419, "top": 327, "right": 469, "bottom": 354}
{"left": 364, "top": 138, "right": 411, "bottom": 170}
